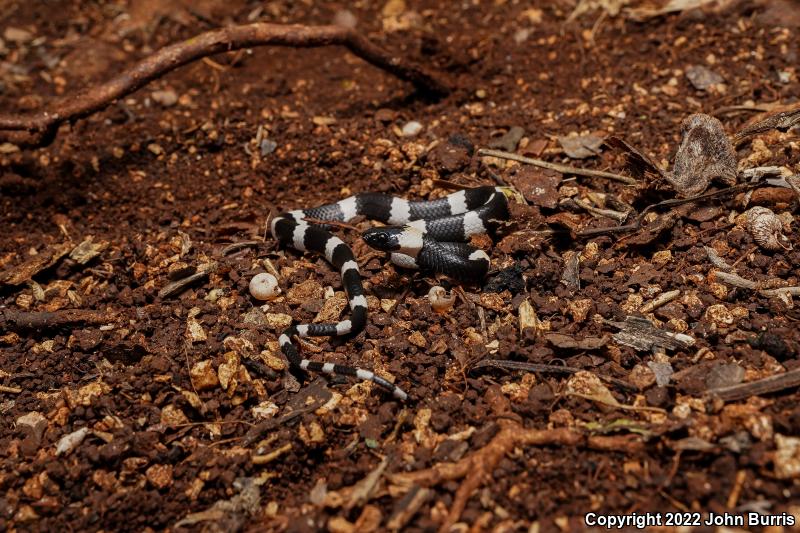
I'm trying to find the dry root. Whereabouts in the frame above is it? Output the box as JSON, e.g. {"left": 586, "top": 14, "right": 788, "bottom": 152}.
{"left": 0, "top": 23, "right": 449, "bottom": 147}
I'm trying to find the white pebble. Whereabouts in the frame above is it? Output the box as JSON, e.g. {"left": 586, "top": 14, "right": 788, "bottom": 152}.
{"left": 513, "top": 29, "right": 530, "bottom": 44}
{"left": 249, "top": 273, "right": 281, "bottom": 300}
{"left": 401, "top": 121, "right": 423, "bottom": 137}
{"left": 260, "top": 138, "right": 277, "bottom": 156}
{"left": 151, "top": 89, "right": 178, "bottom": 107}
{"left": 428, "top": 286, "right": 456, "bottom": 313}
{"left": 55, "top": 427, "right": 90, "bottom": 456}
{"left": 332, "top": 10, "right": 357, "bottom": 29}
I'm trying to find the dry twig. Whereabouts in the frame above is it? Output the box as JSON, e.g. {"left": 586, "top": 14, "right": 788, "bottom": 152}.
{"left": 576, "top": 183, "right": 755, "bottom": 238}
{"left": 640, "top": 289, "right": 681, "bottom": 314}
{"left": 0, "top": 23, "right": 449, "bottom": 147}
{"left": 733, "top": 105, "right": 800, "bottom": 145}
{"left": 707, "top": 368, "right": 800, "bottom": 402}
{"left": 477, "top": 148, "right": 637, "bottom": 185}
{"left": 712, "top": 271, "right": 800, "bottom": 297}
{"left": 389, "top": 416, "right": 644, "bottom": 531}
{"left": 572, "top": 198, "right": 629, "bottom": 222}
{"left": 158, "top": 262, "right": 218, "bottom": 299}
{"left": 0, "top": 309, "right": 117, "bottom": 331}
{"left": 472, "top": 359, "right": 637, "bottom": 392}
{"left": 386, "top": 383, "right": 642, "bottom": 531}
{"left": 390, "top": 421, "right": 583, "bottom": 532}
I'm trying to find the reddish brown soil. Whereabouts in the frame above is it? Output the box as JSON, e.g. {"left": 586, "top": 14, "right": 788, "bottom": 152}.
{"left": 1, "top": 1, "right": 800, "bottom": 531}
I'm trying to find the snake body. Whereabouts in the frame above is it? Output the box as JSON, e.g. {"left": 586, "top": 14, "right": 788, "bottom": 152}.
{"left": 270, "top": 186, "right": 511, "bottom": 400}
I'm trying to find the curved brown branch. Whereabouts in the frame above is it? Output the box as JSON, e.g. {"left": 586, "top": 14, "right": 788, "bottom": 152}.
{"left": 388, "top": 416, "right": 647, "bottom": 531}
{"left": 0, "top": 23, "right": 449, "bottom": 147}
{"left": 390, "top": 422, "right": 585, "bottom": 532}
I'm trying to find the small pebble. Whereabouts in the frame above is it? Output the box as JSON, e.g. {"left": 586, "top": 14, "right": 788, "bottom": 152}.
{"left": 55, "top": 427, "right": 90, "bottom": 456}
{"left": 312, "top": 116, "right": 337, "bottom": 126}
{"left": 332, "top": 9, "right": 357, "bottom": 29}
{"left": 260, "top": 139, "right": 277, "bottom": 156}
{"left": 0, "top": 142, "right": 19, "bottom": 154}
{"left": 374, "top": 108, "right": 397, "bottom": 122}
{"left": 3, "top": 27, "right": 33, "bottom": 44}
{"left": 401, "top": 121, "right": 423, "bottom": 137}
{"left": 513, "top": 29, "right": 530, "bottom": 44}
{"left": 685, "top": 64, "right": 724, "bottom": 91}
{"left": 151, "top": 89, "right": 178, "bottom": 107}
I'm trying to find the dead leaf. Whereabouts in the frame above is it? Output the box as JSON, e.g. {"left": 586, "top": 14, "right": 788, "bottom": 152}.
{"left": 667, "top": 114, "right": 737, "bottom": 197}
{"left": 567, "top": 371, "right": 664, "bottom": 412}
{"left": 558, "top": 134, "right": 604, "bottom": 159}
{"left": 69, "top": 236, "right": 108, "bottom": 265}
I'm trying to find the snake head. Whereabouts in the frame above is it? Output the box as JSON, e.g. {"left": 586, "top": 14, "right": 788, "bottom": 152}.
{"left": 362, "top": 226, "right": 425, "bottom": 257}
{"left": 361, "top": 226, "right": 404, "bottom": 251}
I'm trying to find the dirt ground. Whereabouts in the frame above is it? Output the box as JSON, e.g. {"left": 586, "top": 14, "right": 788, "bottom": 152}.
{"left": 1, "top": 0, "right": 800, "bottom": 531}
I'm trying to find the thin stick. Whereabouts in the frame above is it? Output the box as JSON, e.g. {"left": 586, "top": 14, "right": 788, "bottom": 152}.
{"left": 713, "top": 271, "right": 800, "bottom": 297}
{"left": 0, "top": 309, "right": 117, "bottom": 331}
{"left": 640, "top": 289, "right": 681, "bottom": 314}
{"left": 0, "top": 23, "right": 449, "bottom": 146}
{"left": 572, "top": 198, "right": 629, "bottom": 222}
{"left": 707, "top": 368, "right": 800, "bottom": 402}
{"left": 575, "top": 183, "right": 757, "bottom": 238}
{"left": 158, "top": 262, "right": 218, "bottom": 299}
{"left": 221, "top": 241, "right": 261, "bottom": 255}
{"left": 301, "top": 216, "right": 361, "bottom": 232}
{"left": 472, "top": 359, "right": 637, "bottom": 392}
{"left": 728, "top": 245, "right": 758, "bottom": 270}
{"left": 476, "top": 148, "right": 637, "bottom": 185}
{"left": 389, "top": 422, "right": 583, "bottom": 532}
{"left": 732, "top": 106, "right": 800, "bottom": 145}
{"left": 712, "top": 104, "right": 775, "bottom": 116}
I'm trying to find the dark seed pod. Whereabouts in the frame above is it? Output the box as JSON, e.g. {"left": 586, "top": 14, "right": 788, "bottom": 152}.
{"left": 666, "top": 113, "right": 737, "bottom": 198}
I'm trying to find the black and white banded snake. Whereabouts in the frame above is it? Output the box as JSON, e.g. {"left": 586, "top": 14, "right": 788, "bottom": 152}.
{"left": 269, "top": 186, "right": 516, "bottom": 400}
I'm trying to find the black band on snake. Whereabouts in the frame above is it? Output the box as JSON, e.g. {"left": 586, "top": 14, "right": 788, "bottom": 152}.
{"left": 269, "top": 186, "right": 513, "bottom": 400}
